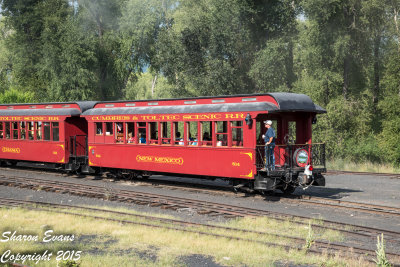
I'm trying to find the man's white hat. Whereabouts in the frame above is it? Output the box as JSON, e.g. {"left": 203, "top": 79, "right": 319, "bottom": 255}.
{"left": 264, "top": 120, "right": 272, "bottom": 125}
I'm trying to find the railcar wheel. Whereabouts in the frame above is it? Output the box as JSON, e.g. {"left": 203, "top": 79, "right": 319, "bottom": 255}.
{"left": 8, "top": 161, "right": 17, "bottom": 167}
{"left": 122, "top": 171, "right": 135, "bottom": 180}
{"left": 282, "top": 185, "right": 296, "bottom": 195}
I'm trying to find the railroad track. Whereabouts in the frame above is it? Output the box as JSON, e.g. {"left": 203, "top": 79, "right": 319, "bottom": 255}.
{"left": 327, "top": 170, "right": 400, "bottom": 179}
{"left": 1, "top": 197, "right": 400, "bottom": 265}
{"left": 1, "top": 174, "right": 400, "bottom": 247}
{"left": 3, "top": 165, "right": 400, "bottom": 220}
{"left": 130, "top": 176, "right": 400, "bottom": 218}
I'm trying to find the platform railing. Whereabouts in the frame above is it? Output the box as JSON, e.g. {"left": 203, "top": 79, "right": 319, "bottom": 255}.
{"left": 69, "top": 135, "right": 88, "bottom": 158}
{"left": 255, "top": 143, "right": 326, "bottom": 170}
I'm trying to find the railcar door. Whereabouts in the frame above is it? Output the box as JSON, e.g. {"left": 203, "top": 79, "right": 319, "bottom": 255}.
{"left": 65, "top": 117, "right": 88, "bottom": 158}
{"left": 255, "top": 117, "right": 285, "bottom": 170}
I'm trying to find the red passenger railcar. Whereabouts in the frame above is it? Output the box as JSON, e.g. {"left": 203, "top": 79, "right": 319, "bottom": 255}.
{"left": 82, "top": 93, "right": 326, "bottom": 193}
{"left": 0, "top": 102, "right": 95, "bottom": 170}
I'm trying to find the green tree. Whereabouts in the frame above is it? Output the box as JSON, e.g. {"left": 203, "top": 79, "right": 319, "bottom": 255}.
{"left": 1, "top": 0, "right": 47, "bottom": 95}
{"left": 125, "top": 72, "right": 173, "bottom": 100}
{"left": 0, "top": 16, "right": 12, "bottom": 93}
{"left": 78, "top": 0, "right": 128, "bottom": 100}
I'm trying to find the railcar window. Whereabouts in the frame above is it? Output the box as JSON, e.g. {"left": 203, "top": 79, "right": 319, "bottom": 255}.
{"left": 174, "top": 122, "right": 184, "bottom": 145}
{"left": 215, "top": 121, "right": 228, "bottom": 147}
{"left": 115, "top": 122, "right": 124, "bottom": 143}
{"left": 20, "top": 122, "right": 26, "bottom": 140}
{"left": 161, "top": 122, "right": 171, "bottom": 144}
{"left": 257, "top": 121, "right": 263, "bottom": 145}
{"left": 126, "top": 122, "right": 135, "bottom": 144}
{"left": 105, "top": 122, "right": 113, "bottom": 136}
{"left": 137, "top": 122, "right": 146, "bottom": 144}
{"left": 95, "top": 122, "right": 103, "bottom": 135}
{"left": 52, "top": 122, "right": 59, "bottom": 141}
{"left": 5, "top": 122, "right": 10, "bottom": 139}
{"left": 288, "top": 121, "right": 295, "bottom": 143}
{"left": 28, "top": 122, "right": 34, "bottom": 140}
{"left": 0, "top": 122, "right": 3, "bottom": 139}
{"left": 35, "top": 122, "right": 42, "bottom": 140}
{"left": 149, "top": 122, "right": 158, "bottom": 144}
{"left": 231, "top": 121, "right": 243, "bottom": 146}
{"left": 186, "top": 122, "right": 198, "bottom": 146}
{"left": 200, "top": 121, "right": 212, "bottom": 146}
{"left": 43, "top": 122, "right": 51, "bottom": 141}
{"left": 12, "top": 122, "right": 18, "bottom": 139}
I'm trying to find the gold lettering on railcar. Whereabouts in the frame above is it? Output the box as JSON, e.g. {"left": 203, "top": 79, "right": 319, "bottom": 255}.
{"left": 91, "top": 116, "right": 131, "bottom": 121}
{"left": 90, "top": 113, "right": 245, "bottom": 122}
{"left": 182, "top": 114, "right": 222, "bottom": 120}
{"left": 136, "top": 155, "right": 184, "bottom": 165}
{"left": 0, "top": 116, "right": 59, "bottom": 121}
{"left": 225, "top": 113, "right": 245, "bottom": 119}
{"left": 2, "top": 147, "right": 21, "bottom": 153}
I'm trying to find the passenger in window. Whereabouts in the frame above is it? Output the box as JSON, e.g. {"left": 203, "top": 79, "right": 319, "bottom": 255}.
{"left": 217, "top": 137, "right": 222, "bottom": 147}
{"left": 97, "top": 127, "right": 103, "bottom": 135}
{"left": 127, "top": 132, "right": 134, "bottom": 143}
{"left": 139, "top": 133, "right": 146, "bottom": 144}
{"left": 176, "top": 132, "right": 184, "bottom": 145}
{"left": 188, "top": 134, "right": 197, "bottom": 145}
{"left": 203, "top": 132, "right": 211, "bottom": 141}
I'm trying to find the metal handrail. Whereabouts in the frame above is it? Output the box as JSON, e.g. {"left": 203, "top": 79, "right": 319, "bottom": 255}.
{"left": 255, "top": 143, "right": 326, "bottom": 170}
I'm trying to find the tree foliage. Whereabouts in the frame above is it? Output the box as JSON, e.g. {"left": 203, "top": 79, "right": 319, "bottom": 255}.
{"left": 0, "top": 0, "right": 400, "bottom": 165}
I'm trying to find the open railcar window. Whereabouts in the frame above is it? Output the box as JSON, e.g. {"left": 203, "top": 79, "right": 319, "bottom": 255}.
{"left": 28, "top": 122, "right": 34, "bottom": 140}
{"left": 115, "top": 122, "right": 124, "bottom": 143}
{"left": 105, "top": 122, "right": 113, "bottom": 136}
{"left": 215, "top": 121, "right": 227, "bottom": 147}
{"left": 149, "top": 122, "right": 158, "bottom": 144}
{"left": 126, "top": 122, "right": 135, "bottom": 144}
{"left": 12, "top": 122, "right": 18, "bottom": 139}
{"left": 20, "top": 122, "right": 26, "bottom": 140}
{"left": 5, "top": 122, "right": 10, "bottom": 139}
{"left": 231, "top": 121, "right": 243, "bottom": 146}
{"left": 96, "top": 122, "right": 103, "bottom": 135}
{"left": 137, "top": 122, "right": 146, "bottom": 144}
{"left": 161, "top": 122, "right": 171, "bottom": 144}
{"left": 186, "top": 121, "right": 198, "bottom": 146}
{"left": 174, "top": 122, "right": 184, "bottom": 145}
{"left": 201, "top": 121, "right": 212, "bottom": 146}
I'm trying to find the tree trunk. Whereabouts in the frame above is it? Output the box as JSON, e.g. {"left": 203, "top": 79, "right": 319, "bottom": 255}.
{"left": 151, "top": 75, "right": 157, "bottom": 97}
{"left": 393, "top": 5, "right": 400, "bottom": 52}
{"left": 372, "top": 34, "right": 381, "bottom": 106}
{"left": 342, "top": 54, "right": 350, "bottom": 100}
{"left": 285, "top": 40, "right": 295, "bottom": 91}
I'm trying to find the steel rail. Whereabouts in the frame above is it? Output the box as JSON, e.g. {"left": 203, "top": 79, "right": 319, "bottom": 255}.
{"left": 1, "top": 175, "right": 400, "bottom": 245}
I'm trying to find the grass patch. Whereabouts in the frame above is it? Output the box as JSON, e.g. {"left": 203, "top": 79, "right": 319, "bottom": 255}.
{"left": 327, "top": 159, "right": 400, "bottom": 174}
{"left": 0, "top": 206, "right": 370, "bottom": 266}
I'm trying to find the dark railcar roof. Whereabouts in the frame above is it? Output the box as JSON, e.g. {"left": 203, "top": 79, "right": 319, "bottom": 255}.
{"left": 0, "top": 101, "right": 97, "bottom": 116}
{"left": 269, "top": 93, "right": 326, "bottom": 113}
{"left": 82, "top": 93, "right": 326, "bottom": 116}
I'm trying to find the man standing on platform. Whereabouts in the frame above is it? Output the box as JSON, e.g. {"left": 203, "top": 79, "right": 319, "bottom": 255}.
{"left": 262, "top": 120, "right": 275, "bottom": 171}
